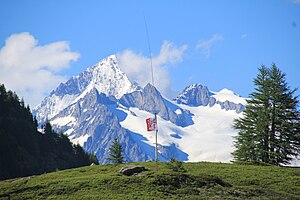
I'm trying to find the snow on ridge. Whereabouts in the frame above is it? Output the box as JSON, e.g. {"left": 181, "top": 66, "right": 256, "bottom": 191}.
{"left": 71, "top": 134, "right": 89, "bottom": 147}
{"left": 120, "top": 101, "right": 242, "bottom": 163}
{"left": 212, "top": 88, "right": 247, "bottom": 105}
{"left": 83, "top": 54, "right": 137, "bottom": 99}
{"left": 51, "top": 116, "right": 77, "bottom": 127}
{"left": 33, "top": 94, "right": 77, "bottom": 122}
{"left": 186, "top": 83, "right": 199, "bottom": 90}
{"left": 87, "top": 54, "right": 117, "bottom": 71}
{"left": 34, "top": 54, "right": 138, "bottom": 122}
{"left": 218, "top": 88, "right": 235, "bottom": 95}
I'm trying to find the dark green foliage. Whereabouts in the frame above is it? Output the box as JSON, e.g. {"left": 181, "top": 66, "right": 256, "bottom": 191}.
{"left": 108, "top": 138, "right": 124, "bottom": 164}
{"left": 154, "top": 173, "right": 231, "bottom": 189}
{"left": 165, "top": 157, "right": 186, "bottom": 172}
{"left": 0, "top": 84, "right": 98, "bottom": 180}
{"left": 233, "top": 64, "right": 300, "bottom": 165}
{"left": 153, "top": 173, "right": 231, "bottom": 196}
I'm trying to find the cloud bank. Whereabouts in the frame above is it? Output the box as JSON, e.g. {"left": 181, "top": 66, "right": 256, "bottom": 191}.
{"left": 117, "top": 41, "right": 188, "bottom": 97}
{"left": 196, "top": 34, "right": 224, "bottom": 59}
{"left": 0, "top": 32, "right": 79, "bottom": 107}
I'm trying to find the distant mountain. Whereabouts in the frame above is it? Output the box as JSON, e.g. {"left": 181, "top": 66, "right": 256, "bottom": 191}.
{"left": 33, "top": 54, "right": 248, "bottom": 164}
{"left": 174, "top": 83, "right": 245, "bottom": 113}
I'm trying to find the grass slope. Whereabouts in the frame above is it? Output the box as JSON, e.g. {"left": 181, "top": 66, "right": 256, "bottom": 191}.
{"left": 0, "top": 162, "right": 299, "bottom": 199}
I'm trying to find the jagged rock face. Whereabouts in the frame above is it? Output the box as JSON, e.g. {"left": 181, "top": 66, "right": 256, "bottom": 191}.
{"left": 52, "top": 74, "right": 90, "bottom": 97}
{"left": 217, "top": 100, "right": 245, "bottom": 113}
{"left": 33, "top": 55, "right": 138, "bottom": 124}
{"left": 120, "top": 83, "right": 193, "bottom": 127}
{"left": 174, "top": 83, "right": 245, "bottom": 113}
{"left": 51, "top": 89, "right": 116, "bottom": 140}
{"left": 120, "top": 83, "right": 170, "bottom": 118}
{"left": 174, "top": 83, "right": 213, "bottom": 106}
{"left": 83, "top": 117, "right": 149, "bottom": 164}
{"left": 51, "top": 89, "right": 152, "bottom": 164}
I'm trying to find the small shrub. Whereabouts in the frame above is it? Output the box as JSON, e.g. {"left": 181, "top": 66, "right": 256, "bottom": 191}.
{"left": 166, "top": 157, "right": 186, "bottom": 172}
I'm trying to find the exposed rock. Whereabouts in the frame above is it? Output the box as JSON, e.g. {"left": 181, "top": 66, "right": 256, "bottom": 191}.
{"left": 217, "top": 100, "right": 245, "bottom": 113}
{"left": 174, "top": 83, "right": 212, "bottom": 106}
{"left": 51, "top": 89, "right": 152, "bottom": 164}
{"left": 174, "top": 83, "right": 245, "bottom": 113}
{"left": 120, "top": 83, "right": 193, "bottom": 127}
{"left": 119, "top": 165, "right": 146, "bottom": 176}
{"left": 33, "top": 54, "right": 138, "bottom": 123}
{"left": 209, "top": 97, "right": 216, "bottom": 107}
{"left": 158, "top": 143, "right": 188, "bottom": 161}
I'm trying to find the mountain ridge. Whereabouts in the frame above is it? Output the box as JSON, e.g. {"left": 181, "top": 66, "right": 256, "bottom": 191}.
{"left": 33, "top": 54, "right": 247, "bottom": 164}
{"left": 174, "top": 83, "right": 245, "bottom": 113}
{"left": 33, "top": 55, "right": 138, "bottom": 124}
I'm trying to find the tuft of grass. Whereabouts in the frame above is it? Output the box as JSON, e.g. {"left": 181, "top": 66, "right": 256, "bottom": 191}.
{"left": 0, "top": 162, "right": 299, "bottom": 199}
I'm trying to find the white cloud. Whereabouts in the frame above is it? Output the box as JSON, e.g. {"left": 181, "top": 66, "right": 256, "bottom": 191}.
{"left": 0, "top": 32, "right": 80, "bottom": 107}
{"left": 292, "top": 0, "right": 300, "bottom": 4}
{"left": 241, "top": 33, "right": 248, "bottom": 39}
{"left": 117, "top": 41, "right": 188, "bottom": 97}
{"left": 196, "top": 34, "right": 224, "bottom": 59}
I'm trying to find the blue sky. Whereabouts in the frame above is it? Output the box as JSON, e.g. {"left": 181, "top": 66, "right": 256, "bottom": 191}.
{"left": 0, "top": 0, "right": 300, "bottom": 107}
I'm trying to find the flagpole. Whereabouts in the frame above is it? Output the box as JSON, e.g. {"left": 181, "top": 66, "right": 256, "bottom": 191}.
{"left": 144, "top": 14, "right": 158, "bottom": 173}
{"left": 143, "top": 14, "right": 155, "bottom": 87}
{"left": 154, "top": 113, "right": 158, "bottom": 172}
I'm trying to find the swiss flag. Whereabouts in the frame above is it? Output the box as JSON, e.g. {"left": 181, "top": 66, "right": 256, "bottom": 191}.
{"left": 146, "top": 117, "right": 156, "bottom": 131}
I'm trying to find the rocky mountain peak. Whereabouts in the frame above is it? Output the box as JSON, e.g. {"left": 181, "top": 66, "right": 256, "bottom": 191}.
{"left": 174, "top": 83, "right": 213, "bottom": 106}
{"left": 33, "top": 54, "right": 138, "bottom": 123}
{"left": 174, "top": 83, "right": 245, "bottom": 113}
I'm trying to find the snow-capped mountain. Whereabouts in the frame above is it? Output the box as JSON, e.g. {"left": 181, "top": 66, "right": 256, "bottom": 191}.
{"left": 33, "top": 55, "right": 138, "bottom": 124}
{"left": 33, "top": 54, "right": 247, "bottom": 164}
{"left": 174, "top": 83, "right": 245, "bottom": 113}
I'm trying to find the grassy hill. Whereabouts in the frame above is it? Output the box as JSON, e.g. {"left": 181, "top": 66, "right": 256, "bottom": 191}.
{"left": 0, "top": 162, "right": 299, "bottom": 199}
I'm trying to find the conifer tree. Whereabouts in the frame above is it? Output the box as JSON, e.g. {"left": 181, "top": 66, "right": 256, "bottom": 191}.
{"left": 108, "top": 138, "right": 124, "bottom": 164}
{"left": 233, "top": 64, "right": 300, "bottom": 165}
{"left": 0, "top": 84, "right": 99, "bottom": 180}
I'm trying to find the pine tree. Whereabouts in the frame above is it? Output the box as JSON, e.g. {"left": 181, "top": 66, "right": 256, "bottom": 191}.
{"left": 0, "top": 84, "right": 99, "bottom": 179}
{"left": 43, "top": 120, "right": 54, "bottom": 135}
{"left": 233, "top": 64, "right": 300, "bottom": 165}
{"left": 268, "top": 65, "right": 300, "bottom": 165}
{"left": 108, "top": 138, "right": 124, "bottom": 164}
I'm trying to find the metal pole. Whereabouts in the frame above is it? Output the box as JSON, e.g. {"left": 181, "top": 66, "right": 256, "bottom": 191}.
{"left": 143, "top": 14, "right": 155, "bottom": 87}
{"left": 155, "top": 113, "right": 158, "bottom": 173}
{"left": 144, "top": 14, "right": 158, "bottom": 173}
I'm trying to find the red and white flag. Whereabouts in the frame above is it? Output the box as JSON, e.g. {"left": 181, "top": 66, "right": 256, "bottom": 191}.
{"left": 146, "top": 117, "right": 156, "bottom": 131}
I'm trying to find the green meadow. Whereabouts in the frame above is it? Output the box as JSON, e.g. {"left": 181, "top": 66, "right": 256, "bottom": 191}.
{"left": 0, "top": 162, "right": 299, "bottom": 199}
